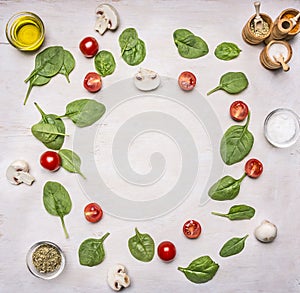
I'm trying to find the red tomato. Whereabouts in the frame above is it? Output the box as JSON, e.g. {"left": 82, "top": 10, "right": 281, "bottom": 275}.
{"left": 79, "top": 37, "right": 99, "bottom": 58}
{"left": 245, "top": 158, "right": 263, "bottom": 178}
{"left": 157, "top": 241, "right": 176, "bottom": 262}
{"left": 84, "top": 203, "right": 103, "bottom": 223}
{"left": 40, "top": 151, "right": 61, "bottom": 171}
{"left": 178, "top": 71, "right": 196, "bottom": 91}
{"left": 183, "top": 220, "right": 202, "bottom": 239}
{"left": 83, "top": 72, "right": 102, "bottom": 93}
{"left": 230, "top": 100, "right": 249, "bottom": 122}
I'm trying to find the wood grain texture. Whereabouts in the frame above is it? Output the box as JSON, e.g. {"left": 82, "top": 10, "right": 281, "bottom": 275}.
{"left": 1, "top": 1, "right": 300, "bottom": 292}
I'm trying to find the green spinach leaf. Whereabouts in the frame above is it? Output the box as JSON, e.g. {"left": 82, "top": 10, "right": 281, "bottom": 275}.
{"left": 78, "top": 233, "right": 110, "bottom": 267}
{"left": 220, "top": 112, "right": 254, "bottom": 165}
{"left": 219, "top": 235, "right": 249, "bottom": 257}
{"left": 214, "top": 42, "right": 241, "bottom": 61}
{"left": 207, "top": 72, "right": 249, "bottom": 95}
{"left": 128, "top": 228, "right": 155, "bottom": 262}
{"left": 178, "top": 256, "right": 219, "bottom": 283}
{"left": 119, "top": 28, "right": 139, "bottom": 55}
{"left": 43, "top": 181, "right": 72, "bottom": 238}
{"left": 122, "top": 39, "right": 146, "bottom": 66}
{"left": 173, "top": 29, "right": 209, "bottom": 59}
{"left": 212, "top": 204, "right": 255, "bottom": 220}
{"left": 208, "top": 174, "right": 246, "bottom": 201}
{"left": 94, "top": 50, "right": 116, "bottom": 77}
{"left": 31, "top": 103, "right": 66, "bottom": 150}
{"left": 58, "top": 149, "right": 86, "bottom": 178}
{"left": 61, "top": 98, "right": 106, "bottom": 127}
{"left": 59, "top": 49, "right": 76, "bottom": 82}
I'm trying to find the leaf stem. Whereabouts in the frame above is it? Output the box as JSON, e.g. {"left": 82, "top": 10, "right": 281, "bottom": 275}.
{"left": 211, "top": 211, "right": 227, "bottom": 218}
{"left": 207, "top": 85, "right": 221, "bottom": 96}
{"left": 24, "top": 83, "right": 33, "bottom": 105}
{"left": 100, "top": 232, "right": 110, "bottom": 242}
{"left": 245, "top": 110, "right": 251, "bottom": 128}
{"left": 60, "top": 216, "right": 69, "bottom": 239}
{"left": 34, "top": 102, "right": 47, "bottom": 121}
{"left": 238, "top": 173, "right": 247, "bottom": 183}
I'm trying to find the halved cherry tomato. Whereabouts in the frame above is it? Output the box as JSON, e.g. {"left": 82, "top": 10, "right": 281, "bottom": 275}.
{"left": 84, "top": 203, "right": 103, "bottom": 223}
{"left": 83, "top": 72, "right": 102, "bottom": 93}
{"left": 230, "top": 100, "right": 249, "bottom": 122}
{"left": 79, "top": 36, "right": 99, "bottom": 58}
{"left": 245, "top": 158, "right": 263, "bottom": 178}
{"left": 178, "top": 71, "right": 196, "bottom": 91}
{"left": 157, "top": 241, "right": 176, "bottom": 262}
{"left": 40, "top": 151, "right": 61, "bottom": 171}
{"left": 183, "top": 220, "right": 202, "bottom": 239}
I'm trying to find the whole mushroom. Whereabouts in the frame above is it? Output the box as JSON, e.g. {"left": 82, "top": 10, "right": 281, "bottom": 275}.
{"left": 6, "top": 160, "right": 35, "bottom": 185}
{"left": 107, "top": 264, "right": 130, "bottom": 291}
{"left": 95, "top": 4, "right": 119, "bottom": 35}
{"left": 254, "top": 220, "right": 277, "bottom": 243}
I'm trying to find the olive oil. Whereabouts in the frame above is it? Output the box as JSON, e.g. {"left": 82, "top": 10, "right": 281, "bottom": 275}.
{"left": 6, "top": 12, "right": 44, "bottom": 51}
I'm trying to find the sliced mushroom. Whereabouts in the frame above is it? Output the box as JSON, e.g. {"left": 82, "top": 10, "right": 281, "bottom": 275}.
{"left": 95, "top": 4, "right": 119, "bottom": 35}
{"left": 107, "top": 264, "right": 130, "bottom": 291}
{"left": 134, "top": 68, "right": 160, "bottom": 91}
{"left": 6, "top": 160, "right": 35, "bottom": 185}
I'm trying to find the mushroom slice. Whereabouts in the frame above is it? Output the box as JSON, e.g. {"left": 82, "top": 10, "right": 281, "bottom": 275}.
{"left": 107, "top": 264, "right": 131, "bottom": 291}
{"left": 134, "top": 68, "right": 161, "bottom": 91}
{"left": 6, "top": 160, "right": 35, "bottom": 185}
{"left": 95, "top": 4, "right": 119, "bottom": 35}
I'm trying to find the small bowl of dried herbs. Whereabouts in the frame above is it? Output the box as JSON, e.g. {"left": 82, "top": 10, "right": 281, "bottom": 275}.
{"left": 26, "top": 241, "right": 65, "bottom": 280}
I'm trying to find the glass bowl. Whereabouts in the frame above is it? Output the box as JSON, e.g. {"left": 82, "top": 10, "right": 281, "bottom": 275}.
{"left": 264, "top": 108, "right": 300, "bottom": 148}
{"left": 26, "top": 241, "right": 65, "bottom": 280}
{"left": 6, "top": 11, "right": 45, "bottom": 51}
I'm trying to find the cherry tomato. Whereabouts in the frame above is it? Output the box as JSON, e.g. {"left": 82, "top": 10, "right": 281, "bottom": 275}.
{"left": 178, "top": 71, "right": 196, "bottom": 91}
{"left": 230, "top": 100, "right": 249, "bottom": 122}
{"left": 245, "top": 158, "right": 263, "bottom": 178}
{"left": 79, "top": 36, "right": 99, "bottom": 58}
{"left": 84, "top": 203, "right": 103, "bottom": 223}
{"left": 157, "top": 241, "right": 176, "bottom": 262}
{"left": 83, "top": 72, "right": 102, "bottom": 93}
{"left": 183, "top": 220, "right": 202, "bottom": 239}
{"left": 40, "top": 151, "right": 61, "bottom": 171}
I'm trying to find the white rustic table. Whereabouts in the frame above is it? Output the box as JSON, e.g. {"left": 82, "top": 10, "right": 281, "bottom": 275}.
{"left": 1, "top": 0, "right": 300, "bottom": 292}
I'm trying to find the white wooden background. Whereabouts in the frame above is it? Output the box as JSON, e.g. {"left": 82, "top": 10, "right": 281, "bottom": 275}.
{"left": 1, "top": 0, "right": 300, "bottom": 292}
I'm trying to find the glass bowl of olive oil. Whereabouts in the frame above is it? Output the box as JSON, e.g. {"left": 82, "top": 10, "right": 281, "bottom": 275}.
{"left": 26, "top": 241, "right": 65, "bottom": 280}
{"left": 6, "top": 11, "right": 45, "bottom": 51}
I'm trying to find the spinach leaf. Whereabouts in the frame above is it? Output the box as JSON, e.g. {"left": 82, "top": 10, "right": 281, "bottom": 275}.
{"left": 219, "top": 235, "right": 249, "bottom": 257}
{"left": 25, "top": 46, "right": 65, "bottom": 82}
{"left": 24, "top": 74, "right": 51, "bottom": 105}
{"left": 122, "top": 39, "right": 146, "bottom": 66}
{"left": 119, "top": 28, "right": 146, "bottom": 66}
{"left": 212, "top": 204, "right": 255, "bottom": 220}
{"left": 61, "top": 98, "right": 106, "bottom": 127}
{"left": 214, "top": 42, "right": 241, "bottom": 61}
{"left": 128, "top": 228, "right": 155, "bottom": 262}
{"left": 78, "top": 233, "right": 110, "bottom": 267}
{"left": 220, "top": 112, "right": 254, "bottom": 165}
{"left": 94, "top": 50, "right": 116, "bottom": 77}
{"left": 31, "top": 103, "right": 66, "bottom": 150}
{"left": 178, "top": 255, "right": 219, "bottom": 283}
{"left": 173, "top": 29, "right": 209, "bottom": 59}
{"left": 208, "top": 174, "right": 246, "bottom": 201}
{"left": 59, "top": 49, "right": 76, "bottom": 82}
{"left": 43, "top": 181, "right": 72, "bottom": 238}
{"left": 119, "top": 28, "right": 139, "bottom": 55}
{"left": 207, "top": 72, "right": 249, "bottom": 95}
{"left": 58, "top": 149, "right": 86, "bottom": 178}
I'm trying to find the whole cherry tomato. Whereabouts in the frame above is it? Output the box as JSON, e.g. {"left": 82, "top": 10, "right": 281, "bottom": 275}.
{"left": 230, "top": 100, "right": 249, "bottom": 122}
{"left": 183, "top": 220, "right": 202, "bottom": 239}
{"left": 84, "top": 203, "right": 103, "bottom": 223}
{"left": 245, "top": 158, "right": 263, "bottom": 178}
{"left": 157, "top": 241, "right": 176, "bottom": 262}
{"left": 178, "top": 71, "right": 196, "bottom": 91}
{"left": 40, "top": 151, "right": 61, "bottom": 171}
{"left": 79, "top": 36, "right": 99, "bottom": 58}
{"left": 83, "top": 72, "right": 102, "bottom": 93}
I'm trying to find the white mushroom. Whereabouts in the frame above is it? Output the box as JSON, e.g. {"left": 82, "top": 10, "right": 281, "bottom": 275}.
{"left": 95, "top": 4, "right": 119, "bottom": 35}
{"left": 6, "top": 160, "right": 35, "bottom": 185}
{"left": 254, "top": 220, "right": 277, "bottom": 243}
{"left": 107, "top": 264, "right": 130, "bottom": 291}
{"left": 134, "top": 68, "right": 160, "bottom": 91}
